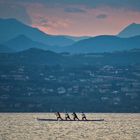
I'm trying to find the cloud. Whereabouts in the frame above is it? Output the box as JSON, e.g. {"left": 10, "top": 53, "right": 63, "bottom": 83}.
{"left": 64, "top": 7, "right": 86, "bottom": 13}
{"left": 96, "top": 14, "right": 108, "bottom": 19}
{"left": 32, "top": 15, "right": 72, "bottom": 30}
{"left": 11, "top": 0, "right": 140, "bottom": 11}
{"left": 0, "top": 1, "right": 32, "bottom": 24}
{"left": 1, "top": 0, "right": 140, "bottom": 13}
{"left": 42, "top": 18, "right": 71, "bottom": 29}
{"left": 32, "top": 16, "right": 73, "bottom": 35}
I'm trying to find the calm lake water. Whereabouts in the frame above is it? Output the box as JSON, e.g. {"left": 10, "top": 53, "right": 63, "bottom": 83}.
{"left": 0, "top": 113, "right": 140, "bottom": 140}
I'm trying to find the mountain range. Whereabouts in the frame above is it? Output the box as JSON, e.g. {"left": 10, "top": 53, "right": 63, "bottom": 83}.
{"left": 0, "top": 18, "right": 140, "bottom": 53}
{"left": 0, "top": 18, "right": 74, "bottom": 46}
{"left": 64, "top": 35, "right": 140, "bottom": 53}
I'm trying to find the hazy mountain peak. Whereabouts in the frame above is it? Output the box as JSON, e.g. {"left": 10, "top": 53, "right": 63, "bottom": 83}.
{"left": 4, "top": 34, "right": 51, "bottom": 52}
{"left": 10, "top": 34, "right": 32, "bottom": 41}
{"left": 118, "top": 23, "right": 140, "bottom": 38}
{"left": 21, "top": 48, "right": 57, "bottom": 55}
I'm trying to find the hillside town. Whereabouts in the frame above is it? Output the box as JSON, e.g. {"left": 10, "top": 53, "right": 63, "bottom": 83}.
{"left": 0, "top": 63, "right": 140, "bottom": 112}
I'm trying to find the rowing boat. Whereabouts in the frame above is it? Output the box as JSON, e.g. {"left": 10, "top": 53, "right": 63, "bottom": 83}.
{"left": 37, "top": 118, "right": 104, "bottom": 122}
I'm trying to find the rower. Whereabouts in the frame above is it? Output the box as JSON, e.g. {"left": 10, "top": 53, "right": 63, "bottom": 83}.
{"left": 72, "top": 112, "right": 79, "bottom": 120}
{"left": 55, "top": 112, "right": 63, "bottom": 120}
{"left": 65, "top": 112, "right": 71, "bottom": 120}
{"left": 81, "top": 112, "right": 87, "bottom": 120}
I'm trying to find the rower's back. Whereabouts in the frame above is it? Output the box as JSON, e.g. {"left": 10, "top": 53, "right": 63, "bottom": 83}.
{"left": 55, "top": 112, "right": 62, "bottom": 120}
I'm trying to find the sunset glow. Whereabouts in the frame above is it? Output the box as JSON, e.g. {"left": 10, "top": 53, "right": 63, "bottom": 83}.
{"left": 1, "top": 0, "right": 140, "bottom": 36}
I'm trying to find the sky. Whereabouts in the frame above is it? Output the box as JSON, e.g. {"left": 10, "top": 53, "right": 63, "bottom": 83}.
{"left": 0, "top": 0, "right": 140, "bottom": 36}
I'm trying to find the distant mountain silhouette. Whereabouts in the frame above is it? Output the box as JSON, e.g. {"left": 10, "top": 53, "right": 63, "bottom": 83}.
{"left": 118, "top": 23, "right": 140, "bottom": 37}
{"left": 65, "top": 35, "right": 140, "bottom": 53}
{"left": 4, "top": 34, "right": 140, "bottom": 53}
{"left": 1, "top": 48, "right": 140, "bottom": 66}
{"left": 4, "top": 35, "right": 52, "bottom": 51}
{"left": 0, "top": 48, "right": 65, "bottom": 65}
{"left": 0, "top": 18, "right": 74, "bottom": 46}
